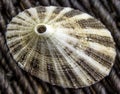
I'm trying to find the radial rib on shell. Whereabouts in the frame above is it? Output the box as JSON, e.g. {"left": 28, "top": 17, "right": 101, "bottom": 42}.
{"left": 6, "top": 6, "right": 116, "bottom": 88}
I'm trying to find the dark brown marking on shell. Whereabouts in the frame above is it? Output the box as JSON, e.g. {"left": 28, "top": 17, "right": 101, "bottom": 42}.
{"left": 47, "top": 38, "right": 81, "bottom": 87}
{"left": 11, "top": 44, "right": 23, "bottom": 55}
{"left": 7, "top": 28, "right": 20, "bottom": 31}
{"left": 77, "top": 18, "right": 105, "bottom": 29}
{"left": 36, "top": 6, "right": 46, "bottom": 13}
{"left": 33, "top": 38, "right": 42, "bottom": 54}
{"left": 76, "top": 60, "right": 97, "bottom": 82}
{"left": 24, "top": 10, "right": 32, "bottom": 16}
{"left": 17, "top": 50, "right": 28, "bottom": 64}
{"left": 10, "top": 21, "right": 32, "bottom": 27}
{"left": 47, "top": 7, "right": 64, "bottom": 22}
{"left": 64, "top": 10, "right": 82, "bottom": 18}
{"left": 12, "top": 21, "right": 31, "bottom": 27}
{"left": 9, "top": 39, "right": 22, "bottom": 52}
{"left": 11, "top": 21, "right": 23, "bottom": 26}
{"left": 55, "top": 50, "right": 78, "bottom": 87}
{"left": 16, "top": 16, "right": 34, "bottom": 24}
{"left": 21, "top": 32, "right": 33, "bottom": 42}
{"left": 36, "top": 7, "right": 46, "bottom": 22}
{"left": 7, "top": 34, "right": 19, "bottom": 40}
{"left": 34, "top": 38, "right": 43, "bottom": 54}
{"left": 15, "top": 36, "right": 36, "bottom": 64}
{"left": 10, "top": 34, "right": 32, "bottom": 55}
{"left": 63, "top": 47, "right": 104, "bottom": 81}
{"left": 64, "top": 47, "right": 98, "bottom": 83}
{"left": 55, "top": 17, "right": 66, "bottom": 23}
{"left": 47, "top": 63, "right": 57, "bottom": 84}
{"left": 24, "top": 10, "right": 39, "bottom": 23}
{"left": 9, "top": 40, "right": 21, "bottom": 49}
{"left": 86, "top": 34, "right": 114, "bottom": 48}
{"left": 44, "top": 49, "right": 52, "bottom": 56}
{"left": 54, "top": 10, "right": 83, "bottom": 23}
{"left": 61, "top": 22, "right": 76, "bottom": 29}
{"left": 7, "top": 32, "right": 32, "bottom": 41}
{"left": 16, "top": 16, "right": 26, "bottom": 21}
{"left": 53, "top": 40, "right": 88, "bottom": 86}
{"left": 53, "top": 7, "right": 64, "bottom": 14}
{"left": 24, "top": 10, "right": 38, "bottom": 24}
{"left": 30, "top": 58, "right": 40, "bottom": 70}
{"left": 63, "top": 67, "right": 80, "bottom": 87}
{"left": 52, "top": 9, "right": 82, "bottom": 23}
{"left": 28, "top": 38, "right": 49, "bottom": 74}
{"left": 48, "top": 56, "right": 59, "bottom": 84}
{"left": 84, "top": 47, "right": 113, "bottom": 68}
{"left": 76, "top": 59, "right": 103, "bottom": 81}
{"left": 21, "top": 33, "right": 34, "bottom": 45}
{"left": 40, "top": 38, "right": 58, "bottom": 84}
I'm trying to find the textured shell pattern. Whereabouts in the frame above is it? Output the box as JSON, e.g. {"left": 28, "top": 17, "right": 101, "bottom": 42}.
{"left": 6, "top": 6, "right": 116, "bottom": 88}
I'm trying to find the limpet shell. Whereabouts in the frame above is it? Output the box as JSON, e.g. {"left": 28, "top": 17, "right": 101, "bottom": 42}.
{"left": 6, "top": 6, "right": 116, "bottom": 88}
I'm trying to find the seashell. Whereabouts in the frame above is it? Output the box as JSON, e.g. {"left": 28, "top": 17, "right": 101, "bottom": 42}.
{"left": 6, "top": 6, "right": 116, "bottom": 88}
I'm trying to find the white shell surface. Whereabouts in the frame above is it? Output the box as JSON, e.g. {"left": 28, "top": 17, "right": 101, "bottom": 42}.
{"left": 6, "top": 6, "right": 116, "bottom": 88}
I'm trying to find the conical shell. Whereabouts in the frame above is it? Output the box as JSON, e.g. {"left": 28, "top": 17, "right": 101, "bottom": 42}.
{"left": 6, "top": 6, "right": 116, "bottom": 88}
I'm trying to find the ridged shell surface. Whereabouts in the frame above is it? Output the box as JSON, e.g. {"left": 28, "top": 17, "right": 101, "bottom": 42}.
{"left": 6, "top": 6, "right": 116, "bottom": 88}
